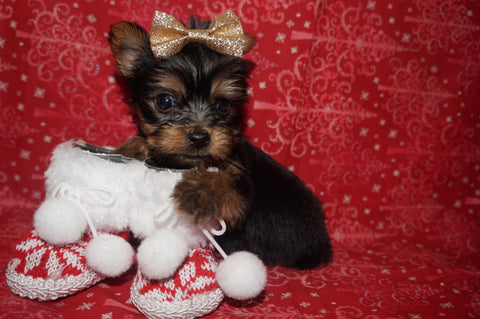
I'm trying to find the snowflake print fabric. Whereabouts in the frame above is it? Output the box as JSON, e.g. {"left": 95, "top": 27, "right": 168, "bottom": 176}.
{"left": 1, "top": 0, "right": 479, "bottom": 318}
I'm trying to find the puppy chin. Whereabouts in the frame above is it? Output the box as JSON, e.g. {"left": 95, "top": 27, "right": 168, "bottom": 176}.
{"left": 150, "top": 153, "right": 220, "bottom": 169}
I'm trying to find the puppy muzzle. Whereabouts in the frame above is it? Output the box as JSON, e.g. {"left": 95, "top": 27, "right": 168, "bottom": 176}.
{"left": 187, "top": 128, "right": 211, "bottom": 149}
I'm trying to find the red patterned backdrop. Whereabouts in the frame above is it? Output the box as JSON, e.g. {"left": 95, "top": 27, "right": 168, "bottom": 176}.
{"left": 1, "top": 0, "right": 480, "bottom": 318}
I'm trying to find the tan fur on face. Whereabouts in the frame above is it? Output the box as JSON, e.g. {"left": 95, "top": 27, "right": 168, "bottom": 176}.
{"left": 151, "top": 73, "right": 186, "bottom": 97}
{"left": 138, "top": 118, "right": 158, "bottom": 136}
{"left": 146, "top": 125, "right": 188, "bottom": 154}
{"left": 145, "top": 125, "right": 239, "bottom": 161}
{"left": 210, "top": 76, "right": 246, "bottom": 100}
{"left": 208, "top": 127, "right": 240, "bottom": 159}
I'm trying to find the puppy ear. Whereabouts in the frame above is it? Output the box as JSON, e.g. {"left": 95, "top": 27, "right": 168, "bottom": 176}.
{"left": 109, "top": 22, "right": 152, "bottom": 77}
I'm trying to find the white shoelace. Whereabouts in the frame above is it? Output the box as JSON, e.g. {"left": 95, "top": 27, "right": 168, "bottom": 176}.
{"left": 200, "top": 220, "right": 228, "bottom": 259}
{"left": 50, "top": 182, "right": 116, "bottom": 238}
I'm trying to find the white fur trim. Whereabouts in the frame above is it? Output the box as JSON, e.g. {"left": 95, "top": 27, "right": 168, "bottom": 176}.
{"left": 38, "top": 141, "right": 206, "bottom": 247}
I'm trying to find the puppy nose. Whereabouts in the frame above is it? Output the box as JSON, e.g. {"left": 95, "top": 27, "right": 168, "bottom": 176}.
{"left": 187, "top": 128, "right": 210, "bottom": 149}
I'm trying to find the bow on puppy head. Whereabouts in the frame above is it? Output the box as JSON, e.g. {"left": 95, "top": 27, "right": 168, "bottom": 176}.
{"left": 150, "top": 10, "right": 256, "bottom": 58}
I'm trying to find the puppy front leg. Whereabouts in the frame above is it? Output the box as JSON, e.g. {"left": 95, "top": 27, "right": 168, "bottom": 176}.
{"left": 112, "top": 135, "right": 150, "bottom": 160}
{"left": 172, "top": 163, "right": 245, "bottom": 227}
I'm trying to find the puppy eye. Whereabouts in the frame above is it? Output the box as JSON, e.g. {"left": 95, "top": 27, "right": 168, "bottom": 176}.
{"left": 156, "top": 94, "right": 175, "bottom": 110}
{"left": 215, "top": 101, "right": 230, "bottom": 113}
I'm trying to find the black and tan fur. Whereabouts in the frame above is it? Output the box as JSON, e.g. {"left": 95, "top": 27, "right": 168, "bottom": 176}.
{"left": 109, "top": 16, "right": 332, "bottom": 269}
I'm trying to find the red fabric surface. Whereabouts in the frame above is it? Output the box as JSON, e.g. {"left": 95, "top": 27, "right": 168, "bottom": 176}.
{"left": 1, "top": 0, "right": 480, "bottom": 318}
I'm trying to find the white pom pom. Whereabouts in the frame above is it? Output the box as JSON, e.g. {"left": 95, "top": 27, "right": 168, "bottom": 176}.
{"left": 137, "top": 229, "right": 189, "bottom": 280}
{"left": 85, "top": 234, "right": 134, "bottom": 277}
{"left": 34, "top": 198, "right": 87, "bottom": 246}
{"left": 216, "top": 251, "right": 267, "bottom": 300}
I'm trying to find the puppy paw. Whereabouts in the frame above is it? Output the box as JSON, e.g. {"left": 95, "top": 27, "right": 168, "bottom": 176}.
{"left": 172, "top": 166, "right": 244, "bottom": 227}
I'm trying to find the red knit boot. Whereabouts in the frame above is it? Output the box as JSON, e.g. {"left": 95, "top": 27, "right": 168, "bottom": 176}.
{"left": 6, "top": 231, "right": 103, "bottom": 301}
{"left": 130, "top": 247, "right": 223, "bottom": 319}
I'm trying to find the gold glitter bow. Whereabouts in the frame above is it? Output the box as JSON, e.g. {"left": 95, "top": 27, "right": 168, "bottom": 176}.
{"left": 150, "top": 10, "right": 255, "bottom": 58}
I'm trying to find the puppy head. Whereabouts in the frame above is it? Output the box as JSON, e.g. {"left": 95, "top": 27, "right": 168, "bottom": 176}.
{"left": 109, "top": 18, "right": 255, "bottom": 169}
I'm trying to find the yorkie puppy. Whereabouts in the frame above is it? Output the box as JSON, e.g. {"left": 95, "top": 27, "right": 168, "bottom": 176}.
{"left": 109, "top": 11, "right": 332, "bottom": 269}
